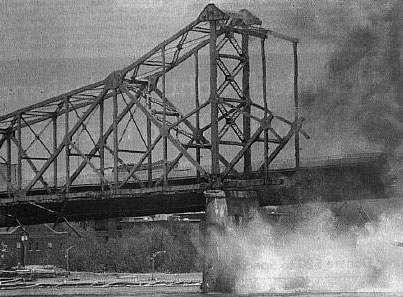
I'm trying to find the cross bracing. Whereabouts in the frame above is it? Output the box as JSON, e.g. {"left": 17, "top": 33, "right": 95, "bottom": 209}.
{"left": 0, "top": 4, "right": 307, "bottom": 201}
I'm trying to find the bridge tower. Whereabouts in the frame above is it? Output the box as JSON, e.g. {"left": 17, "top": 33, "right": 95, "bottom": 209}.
{"left": 195, "top": 4, "right": 301, "bottom": 292}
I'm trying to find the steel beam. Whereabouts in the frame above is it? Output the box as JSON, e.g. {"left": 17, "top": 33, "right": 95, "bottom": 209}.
{"left": 6, "top": 133, "right": 11, "bottom": 195}
{"left": 113, "top": 88, "right": 118, "bottom": 192}
{"left": 261, "top": 39, "right": 269, "bottom": 181}
{"left": 258, "top": 118, "right": 305, "bottom": 175}
{"left": 210, "top": 21, "right": 219, "bottom": 179}
{"left": 195, "top": 52, "right": 201, "bottom": 182}
{"left": 147, "top": 91, "right": 152, "bottom": 186}
{"left": 222, "top": 126, "right": 264, "bottom": 179}
{"left": 53, "top": 115, "right": 58, "bottom": 190}
{"left": 99, "top": 99, "right": 104, "bottom": 192}
{"left": 69, "top": 141, "right": 109, "bottom": 186}
{"left": 17, "top": 114, "right": 22, "bottom": 191}
{"left": 65, "top": 97, "right": 70, "bottom": 193}
{"left": 162, "top": 45, "right": 168, "bottom": 187}
{"left": 0, "top": 81, "right": 104, "bottom": 124}
{"left": 293, "top": 42, "right": 300, "bottom": 168}
{"left": 242, "top": 29, "right": 251, "bottom": 177}
{"left": 122, "top": 19, "right": 200, "bottom": 77}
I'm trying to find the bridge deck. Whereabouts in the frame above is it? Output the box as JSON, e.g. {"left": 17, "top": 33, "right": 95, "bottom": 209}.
{"left": 0, "top": 153, "right": 391, "bottom": 226}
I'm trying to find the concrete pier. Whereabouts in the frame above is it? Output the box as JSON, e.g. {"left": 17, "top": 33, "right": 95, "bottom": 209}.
{"left": 201, "top": 189, "right": 259, "bottom": 293}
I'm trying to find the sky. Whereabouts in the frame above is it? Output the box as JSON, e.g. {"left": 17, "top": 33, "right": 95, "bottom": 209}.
{"left": 0, "top": 0, "right": 308, "bottom": 61}
{"left": 0, "top": 0, "right": 329, "bottom": 109}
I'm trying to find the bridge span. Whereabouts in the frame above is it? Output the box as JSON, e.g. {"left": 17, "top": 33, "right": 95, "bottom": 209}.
{"left": 0, "top": 152, "right": 391, "bottom": 227}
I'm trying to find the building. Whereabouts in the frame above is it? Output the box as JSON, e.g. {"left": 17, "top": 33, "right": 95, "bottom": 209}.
{"left": 0, "top": 224, "right": 70, "bottom": 268}
{"left": 85, "top": 213, "right": 203, "bottom": 241}
{"left": 0, "top": 212, "right": 204, "bottom": 268}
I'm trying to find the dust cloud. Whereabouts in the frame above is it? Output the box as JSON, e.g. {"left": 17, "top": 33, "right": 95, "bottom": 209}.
{"left": 215, "top": 201, "right": 403, "bottom": 294}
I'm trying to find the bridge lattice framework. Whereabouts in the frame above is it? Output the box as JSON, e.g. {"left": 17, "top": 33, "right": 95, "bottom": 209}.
{"left": 0, "top": 4, "right": 305, "bottom": 208}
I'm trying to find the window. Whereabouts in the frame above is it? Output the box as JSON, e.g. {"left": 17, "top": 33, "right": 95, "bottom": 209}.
{"left": 28, "top": 242, "right": 32, "bottom": 251}
{"left": 16, "top": 242, "right": 21, "bottom": 249}
{"left": 35, "top": 242, "right": 39, "bottom": 251}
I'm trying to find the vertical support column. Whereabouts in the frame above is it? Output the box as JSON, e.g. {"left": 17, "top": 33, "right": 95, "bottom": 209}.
{"left": 261, "top": 38, "right": 269, "bottom": 180}
{"left": 195, "top": 52, "right": 201, "bottom": 182}
{"left": 113, "top": 88, "right": 118, "bottom": 192}
{"left": 242, "top": 29, "right": 251, "bottom": 177}
{"left": 147, "top": 95, "right": 152, "bottom": 186}
{"left": 53, "top": 115, "right": 58, "bottom": 190}
{"left": 202, "top": 190, "right": 228, "bottom": 293}
{"left": 17, "top": 113, "right": 22, "bottom": 192}
{"left": 65, "top": 97, "right": 70, "bottom": 193}
{"left": 293, "top": 42, "right": 300, "bottom": 168}
{"left": 162, "top": 45, "right": 168, "bottom": 187}
{"left": 6, "top": 132, "right": 12, "bottom": 194}
{"left": 99, "top": 99, "right": 104, "bottom": 192}
{"left": 210, "top": 21, "right": 219, "bottom": 178}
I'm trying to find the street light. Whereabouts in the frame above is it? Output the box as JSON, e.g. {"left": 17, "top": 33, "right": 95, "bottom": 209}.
{"left": 150, "top": 250, "right": 166, "bottom": 281}
{"left": 65, "top": 246, "right": 74, "bottom": 275}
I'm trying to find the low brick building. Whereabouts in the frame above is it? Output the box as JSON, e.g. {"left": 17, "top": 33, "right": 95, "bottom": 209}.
{"left": 0, "top": 224, "right": 70, "bottom": 268}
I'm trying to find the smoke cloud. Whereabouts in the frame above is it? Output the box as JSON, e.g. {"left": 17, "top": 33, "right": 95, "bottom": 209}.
{"left": 290, "top": 0, "right": 403, "bottom": 153}
{"left": 214, "top": 202, "right": 403, "bottom": 294}
{"left": 203, "top": 1, "right": 403, "bottom": 294}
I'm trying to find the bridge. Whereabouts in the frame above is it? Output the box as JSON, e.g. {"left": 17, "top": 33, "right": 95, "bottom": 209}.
{"left": 0, "top": 4, "right": 393, "bottom": 292}
{"left": 0, "top": 152, "right": 390, "bottom": 226}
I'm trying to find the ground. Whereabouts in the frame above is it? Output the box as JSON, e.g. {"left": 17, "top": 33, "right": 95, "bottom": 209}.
{"left": 0, "top": 271, "right": 202, "bottom": 296}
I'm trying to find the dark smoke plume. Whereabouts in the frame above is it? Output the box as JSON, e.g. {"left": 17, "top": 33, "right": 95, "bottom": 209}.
{"left": 293, "top": 1, "right": 403, "bottom": 153}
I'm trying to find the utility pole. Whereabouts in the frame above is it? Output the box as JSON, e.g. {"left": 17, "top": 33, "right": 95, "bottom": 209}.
{"left": 65, "top": 246, "right": 74, "bottom": 275}
{"left": 20, "top": 234, "right": 28, "bottom": 267}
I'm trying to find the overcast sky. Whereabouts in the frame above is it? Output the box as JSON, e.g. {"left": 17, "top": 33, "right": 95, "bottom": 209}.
{"left": 0, "top": 0, "right": 312, "bottom": 110}
{"left": 0, "top": 0, "right": 310, "bottom": 61}
{"left": 0, "top": 0, "right": 322, "bottom": 109}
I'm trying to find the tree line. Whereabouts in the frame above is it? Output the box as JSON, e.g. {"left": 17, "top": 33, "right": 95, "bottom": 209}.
{"left": 56, "top": 222, "right": 203, "bottom": 273}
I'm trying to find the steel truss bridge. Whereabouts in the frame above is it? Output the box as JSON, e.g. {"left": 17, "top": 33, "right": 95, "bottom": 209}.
{"left": 0, "top": 4, "right": 390, "bottom": 227}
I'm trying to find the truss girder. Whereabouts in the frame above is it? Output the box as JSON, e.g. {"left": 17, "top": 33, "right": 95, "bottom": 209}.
{"left": 0, "top": 4, "right": 306, "bottom": 201}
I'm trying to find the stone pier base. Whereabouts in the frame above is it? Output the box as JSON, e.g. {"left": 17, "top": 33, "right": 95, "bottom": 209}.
{"left": 201, "top": 189, "right": 259, "bottom": 293}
